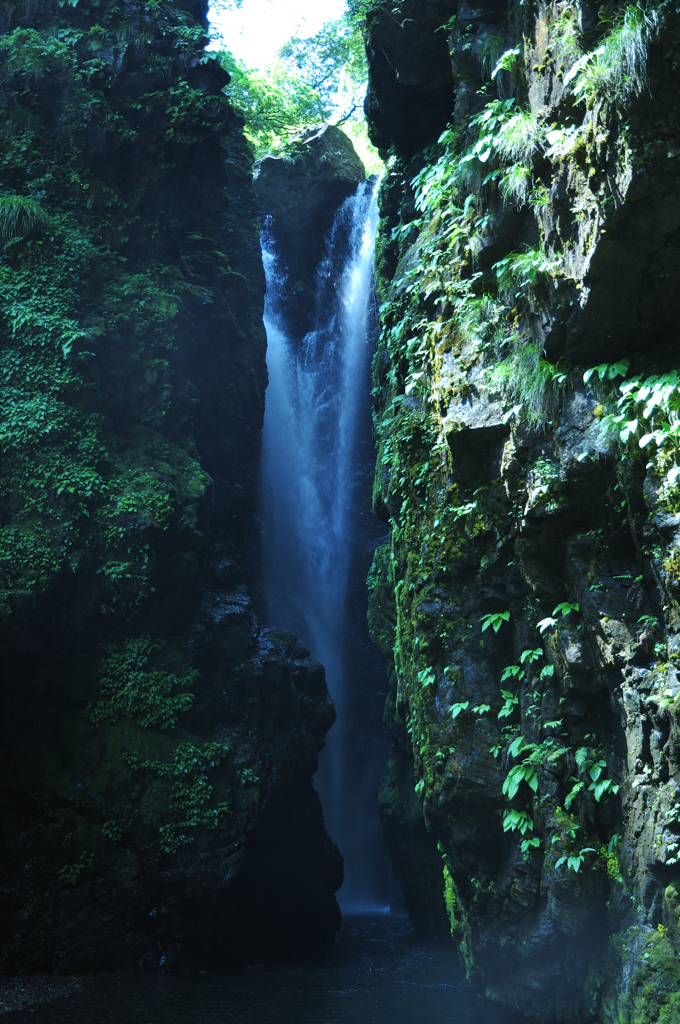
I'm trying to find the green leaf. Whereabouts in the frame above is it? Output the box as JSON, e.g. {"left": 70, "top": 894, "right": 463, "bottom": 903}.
{"left": 502, "top": 809, "right": 533, "bottom": 834}
{"left": 507, "top": 735, "right": 525, "bottom": 758}
{"left": 417, "top": 666, "right": 437, "bottom": 689}
{"left": 450, "top": 701, "right": 469, "bottom": 720}
{"left": 564, "top": 781, "right": 584, "bottom": 809}
{"left": 553, "top": 602, "right": 579, "bottom": 617}
{"left": 480, "top": 610, "right": 510, "bottom": 633}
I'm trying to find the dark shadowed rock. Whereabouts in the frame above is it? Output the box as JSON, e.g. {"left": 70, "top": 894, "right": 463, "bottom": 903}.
{"left": 254, "top": 125, "right": 365, "bottom": 313}
{"left": 0, "top": 0, "right": 341, "bottom": 973}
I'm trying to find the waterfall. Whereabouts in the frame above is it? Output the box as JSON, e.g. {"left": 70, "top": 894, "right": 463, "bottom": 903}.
{"left": 260, "top": 177, "right": 387, "bottom": 911}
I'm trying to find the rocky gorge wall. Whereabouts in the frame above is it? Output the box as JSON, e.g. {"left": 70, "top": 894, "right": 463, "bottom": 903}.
{"left": 363, "top": 0, "right": 680, "bottom": 1020}
{"left": 0, "top": 0, "right": 342, "bottom": 971}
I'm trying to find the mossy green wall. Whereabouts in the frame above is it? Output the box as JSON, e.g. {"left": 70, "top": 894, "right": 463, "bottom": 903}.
{"left": 364, "top": 0, "right": 680, "bottom": 1018}
{"left": 0, "top": 0, "right": 342, "bottom": 971}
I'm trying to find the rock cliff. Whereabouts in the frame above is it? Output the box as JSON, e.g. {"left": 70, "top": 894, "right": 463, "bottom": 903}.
{"left": 254, "top": 125, "right": 366, "bottom": 337}
{"left": 0, "top": 0, "right": 341, "bottom": 971}
{"left": 364, "top": 0, "right": 680, "bottom": 1020}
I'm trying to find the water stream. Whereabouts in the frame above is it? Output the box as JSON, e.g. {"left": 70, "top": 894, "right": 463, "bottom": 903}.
{"left": 259, "top": 178, "right": 389, "bottom": 910}
{"left": 6, "top": 915, "right": 518, "bottom": 1024}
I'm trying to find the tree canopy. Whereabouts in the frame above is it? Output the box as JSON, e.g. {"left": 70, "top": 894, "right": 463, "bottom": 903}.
{"left": 216, "top": 13, "right": 382, "bottom": 172}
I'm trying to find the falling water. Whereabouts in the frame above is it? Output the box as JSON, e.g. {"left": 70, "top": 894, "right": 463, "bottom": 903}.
{"left": 260, "top": 177, "right": 386, "bottom": 910}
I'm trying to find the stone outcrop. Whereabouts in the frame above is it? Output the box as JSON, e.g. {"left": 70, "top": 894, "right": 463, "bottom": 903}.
{"left": 254, "top": 125, "right": 365, "bottom": 332}
{"left": 364, "top": 1, "right": 680, "bottom": 1020}
{"left": 0, "top": 0, "right": 341, "bottom": 971}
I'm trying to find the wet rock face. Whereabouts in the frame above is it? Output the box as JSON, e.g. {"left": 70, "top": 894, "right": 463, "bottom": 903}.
{"left": 254, "top": 125, "right": 365, "bottom": 333}
{"left": 364, "top": 0, "right": 455, "bottom": 156}
{"left": 0, "top": 0, "right": 341, "bottom": 971}
{"left": 364, "top": 0, "right": 680, "bottom": 1020}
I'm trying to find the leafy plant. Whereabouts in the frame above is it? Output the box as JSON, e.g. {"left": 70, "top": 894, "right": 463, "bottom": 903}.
{"left": 0, "top": 194, "right": 50, "bottom": 242}
{"left": 503, "top": 760, "right": 538, "bottom": 799}
{"left": 583, "top": 360, "right": 630, "bottom": 385}
{"left": 450, "top": 700, "right": 470, "bottom": 720}
{"left": 57, "top": 851, "right": 94, "bottom": 885}
{"left": 490, "top": 46, "right": 520, "bottom": 80}
{"left": 495, "top": 109, "right": 541, "bottom": 163}
{"left": 418, "top": 666, "right": 437, "bottom": 689}
{"left": 564, "top": 780, "right": 584, "bottom": 809}
{"left": 127, "top": 741, "right": 230, "bottom": 854}
{"left": 564, "top": 746, "right": 619, "bottom": 809}
{"left": 499, "top": 163, "right": 532, "bottom": 205}
{"left": 588, "top": 758, "right": 620, "bottom": 802}
{"left": 522, "top": 647, "right": 544, "bottom": 664}
{"left": 480, "top": 610, "right": 510, "bottom": 633}
{"left": 538, "top": 601, "right": 579, "bottom": 634}
{"left": 588, "top": 365, "right": 680, "bottom": 489}
{"left": 487, "top": 343, "right": 567, "bottom": 425}
{"left": 567, "top": 4, "right": 659, "bottom": 104}
{"left": 89, "top": 637, "right": 196, "bottom": 731}
{"left": 503, "top": 808, "right": 533, "bottom": 834}
{"left": 544, "top": 124, "right": 584, "bottom": 159}
{"left": 556, "top": 847, "right": 596, "bottom": 872}
{"left": 498, "top": 689, "right": 519, "bottom": 718}
{"left": 493, "top": 249, "right": 563, "bottom": 299}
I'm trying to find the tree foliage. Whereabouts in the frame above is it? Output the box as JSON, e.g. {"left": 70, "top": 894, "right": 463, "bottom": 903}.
{"left": 218, "top": 51, "right": 327, "bottom": 154}
{"left": 218, "top": 13, "right": 382, "bottom": 170}
{"left": 278, "top": 17, "right": 366, "bottom": 108}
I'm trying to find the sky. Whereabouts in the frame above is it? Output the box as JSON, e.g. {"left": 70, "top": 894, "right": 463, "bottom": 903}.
{"left": 208, "top": 0, "right": 347, "bottom": 68}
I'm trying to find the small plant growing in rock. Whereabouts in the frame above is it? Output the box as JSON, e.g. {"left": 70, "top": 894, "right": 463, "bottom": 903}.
{"left": 568, "top": 4, "right": 659, "bottom": 104}
{"left": 503, "top": 808, "right": 534, "bottom": 834}
{"left": 498, "top": 689, "right": 519, "bottom": 718}
{"left": 0, "top": 193, "right": 50, "bottom": 242}
{"left": 450, "top": 700, "right": 470, "bottom": 720}
{"left": 555, "top": 847, "right": 596, "bottom": 873}
{"left": 499, "top": 163, "right": 532, "bottom": 205}
{"left": 480, "top": 610, "right": 510, "bottom": 632}
{"left": 493, "top": 248, "right": 563, "bottom": 299}
{"left": 495, "top": 109, "right": 542, "bottom": 163}
{"left": 490, "top": 46, "right": 520, "bottom": 80}
{"left": 538, "top": 602, "right": 579, "bottom": 634}
{"left": 417, "top": 666, "right": 437, "bottom": 689}
{"left": 57, "top": 852, "right": 94, "bottom": 885}
{"left": 488, "top": 345, "right": 567, "bottom": 425}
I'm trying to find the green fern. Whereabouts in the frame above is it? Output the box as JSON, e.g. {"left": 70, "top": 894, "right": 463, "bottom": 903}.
{"left": 570, "top": 4, "right": 659, "bottom": 103}
{"left": 495, "top": 109, "right": 541, "bottom": 163}
{"left": 499, "top": 164, "right": 532, "bottom": 206}
{"left": 487, "top": 343, "right": 567, "bottom": 424}
{"left": 0, "top": 194, "right": 49, "bottom": 242}
{"left": 493, "top": 246, "right": 562, "bottom": 299}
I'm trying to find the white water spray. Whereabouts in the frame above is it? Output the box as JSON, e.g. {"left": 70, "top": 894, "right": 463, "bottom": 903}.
{"left": 260, "top": 177, "right": 384, "bottom": 909}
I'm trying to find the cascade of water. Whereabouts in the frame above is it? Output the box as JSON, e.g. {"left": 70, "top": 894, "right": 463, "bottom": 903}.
{"left": 260, "top": 177, "right": 386, "bottom": 910}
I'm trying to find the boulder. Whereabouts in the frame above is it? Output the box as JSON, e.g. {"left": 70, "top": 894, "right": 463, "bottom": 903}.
{"left": 254, "top": 125, "right": 365, "bottom": 300}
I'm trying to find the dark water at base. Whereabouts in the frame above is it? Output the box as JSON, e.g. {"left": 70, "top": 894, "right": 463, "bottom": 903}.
{"left": 6, "top": 916, "right": 518, "bottom": 1024}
